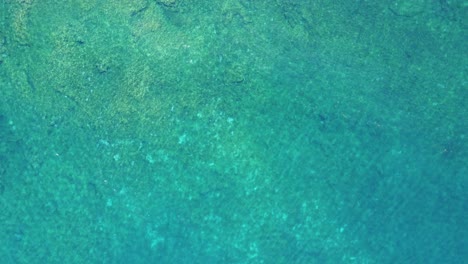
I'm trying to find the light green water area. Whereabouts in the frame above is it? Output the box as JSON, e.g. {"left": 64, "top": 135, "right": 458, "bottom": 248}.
{"left": 0, "top": 1, "right": 466, "bottom": 263}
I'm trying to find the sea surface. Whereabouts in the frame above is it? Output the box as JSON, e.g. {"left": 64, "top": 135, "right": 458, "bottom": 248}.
{"left": 0, "top": 1, "right": 466, "bottom": 263}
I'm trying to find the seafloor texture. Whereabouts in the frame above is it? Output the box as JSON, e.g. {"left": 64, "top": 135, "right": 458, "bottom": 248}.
{"left": 0, "top": 0, "right": 466, "bottom": 263}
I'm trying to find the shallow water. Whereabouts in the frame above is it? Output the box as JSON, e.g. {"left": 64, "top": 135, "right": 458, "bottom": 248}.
{"left": 0, "top": 1, "right": 466, "bottom": 263}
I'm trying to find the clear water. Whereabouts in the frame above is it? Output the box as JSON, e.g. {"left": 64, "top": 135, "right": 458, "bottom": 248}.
{"left": 0, "top": 1, "right": 466, "bottom": 263}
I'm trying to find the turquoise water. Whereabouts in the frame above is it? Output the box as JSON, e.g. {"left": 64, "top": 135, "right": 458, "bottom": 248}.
{"left": 0, "top": 1, "right": 466, "bottom": 263}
